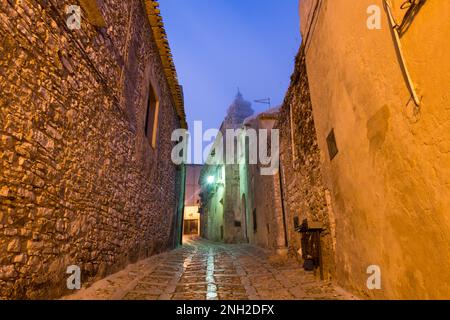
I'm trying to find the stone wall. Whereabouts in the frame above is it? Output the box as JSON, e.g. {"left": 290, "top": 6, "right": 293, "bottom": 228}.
{"left": 199, "top": 163, "right": 225, "bottom": 242}
{"left": 277, "top": 45, "right": 336, "bottom": 280}
{"left": 185, "top": 164, "right": 202, "bottom": 207}
{"left": 243, "top": 111, "right": 288, "bottom": 253}
{"left": 0, "top": 0, "right": 184, "bottom": 299}
{"left": 200, "top": 151, "right": 242, "bottom": 243}
{"left": 199, "top": 93, "right": 254, "bottom": 244}
{"left": 223, "top": 162, "right": 246, "bottom": 243}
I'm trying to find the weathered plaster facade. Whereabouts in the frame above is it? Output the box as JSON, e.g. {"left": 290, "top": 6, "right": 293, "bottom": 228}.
{"left": 300, "top": 0, "right": 450, "bottom": 299}
{"left": 199, "top": 162, "right": 225, "bottom": 242}
{"left": 199, "top": 93, "right": 287, "bottom": 253}
{"left": 199, "top": 93, "right": 254, "bottom": 243}
{"left": 0, "top": 0, "right": 186, "bottom": 299}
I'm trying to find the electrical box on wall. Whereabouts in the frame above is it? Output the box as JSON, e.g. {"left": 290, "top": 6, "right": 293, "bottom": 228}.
{"left": 326, "top": 129, "right": 339, "bottom": 160}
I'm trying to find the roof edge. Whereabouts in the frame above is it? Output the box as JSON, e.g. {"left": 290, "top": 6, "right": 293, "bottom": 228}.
{"left": 144, "top": 0, "right": 187, "bottom": 129}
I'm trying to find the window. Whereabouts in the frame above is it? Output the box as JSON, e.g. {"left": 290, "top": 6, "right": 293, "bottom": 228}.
{"left": 145, "top": 84, "right": 159, "bottom": 148}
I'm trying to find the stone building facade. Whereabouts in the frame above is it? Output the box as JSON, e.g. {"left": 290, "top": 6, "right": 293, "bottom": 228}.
{"left": 276, "top": 45, "right": 336, "bottom": 280}
{"left": 199, "top": 157, "right": 225, "bottom": 242}
{"left": 0, "top": 0, "right": 186, "bottom": 299}
{"left": 199, "top": 93, "right": 287, "bottom": 252}
{"left": 199, "top": 92, "right": 254, "bottom": 243}
{"left": 297, "top": 0, "right": 450, "bottom": 298}
{"left": 241, "top": 108, "right": 288, "bottom": 254}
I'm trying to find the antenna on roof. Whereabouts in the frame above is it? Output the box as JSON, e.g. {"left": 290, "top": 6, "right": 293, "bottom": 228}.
{"left": 254, "top": 98, "right": 271, "bottom": 110}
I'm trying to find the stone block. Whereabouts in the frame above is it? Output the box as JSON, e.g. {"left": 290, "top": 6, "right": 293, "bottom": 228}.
{"left": 0, "top": 265, "right": 17, "bottom": 280}
{"left": 4, "top": 228, "right": 18, "bottom": 236}
{"left": 0, "top": 186, "right": 10, "bottom": 197}
{"left": 7, "top": 239, "right": 21, "bottom": 253}
{"left": 13, "top": 254, "right": 26, "bottom": 264}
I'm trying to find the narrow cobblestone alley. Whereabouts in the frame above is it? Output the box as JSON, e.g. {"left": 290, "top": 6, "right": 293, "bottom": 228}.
{"left": 2, "top": 0, "right": 448, "bottom": 303}
{"left": 64, "top": 238, "right": 356, "bottom": 300}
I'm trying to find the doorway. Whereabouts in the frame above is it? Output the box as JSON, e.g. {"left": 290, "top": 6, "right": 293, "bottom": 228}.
{"left": 183, "top": 219, "right": 199, "bottom": 235}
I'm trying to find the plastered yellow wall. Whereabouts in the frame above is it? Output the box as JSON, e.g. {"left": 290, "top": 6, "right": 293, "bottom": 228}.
{"left": 301, "top": 0, "right": 450, "bottom": 299}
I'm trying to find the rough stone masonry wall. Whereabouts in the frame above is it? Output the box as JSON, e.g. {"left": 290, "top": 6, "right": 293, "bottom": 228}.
{"left": 246, "top": 163, "right": 278, "bottom": 249}
{"left": 0, "top": 0, "right": 182, "bottom": 299}
{"left": 243, "top": 116, "right": 286, "bottom": 252}
{"left": 277, "top": 45, "right": 336, "bottom": 280}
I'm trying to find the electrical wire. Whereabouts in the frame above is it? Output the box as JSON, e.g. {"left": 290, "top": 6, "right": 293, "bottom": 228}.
{"left": 398, "top": 0, "right": 427, "bottom": 35}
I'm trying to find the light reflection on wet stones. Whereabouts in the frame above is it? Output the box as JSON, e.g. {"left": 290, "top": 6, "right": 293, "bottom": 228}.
{"left": 64, "top": 238, "right": 357, "bottom": 300}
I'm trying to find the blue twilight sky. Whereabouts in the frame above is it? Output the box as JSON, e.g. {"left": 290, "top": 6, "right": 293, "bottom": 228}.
{"left": 159, "top": 0, "right": 301, "bottom": 163}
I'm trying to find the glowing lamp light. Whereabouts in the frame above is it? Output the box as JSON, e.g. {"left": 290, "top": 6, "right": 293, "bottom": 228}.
{"left": 207, "top": 176, "right": 215, "bottom": 184}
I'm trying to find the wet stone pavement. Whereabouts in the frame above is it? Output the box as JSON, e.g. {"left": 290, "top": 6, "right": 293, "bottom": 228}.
{"left": 64, "top": 238, "right": 357, "bottom": 300}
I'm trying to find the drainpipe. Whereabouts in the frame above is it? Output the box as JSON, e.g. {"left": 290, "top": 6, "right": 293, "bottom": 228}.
{"left": 178, "top": 163, "right": 186, "bottom": 246}
{"left": 384, "top": 0, "right": 421, "bottom": 106}
{"left": 289, "top": 103, "right": 297, "bottom": 164}
{"left": 278, "top": 163, "right": 289, "bottom": 248}
{"left": 274, "top": 162, "right": 289, "bottom": 256}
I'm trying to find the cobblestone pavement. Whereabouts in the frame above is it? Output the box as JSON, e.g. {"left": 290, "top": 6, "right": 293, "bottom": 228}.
{"left": 64, "top": 238, "right": 357, "bottom": 300}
